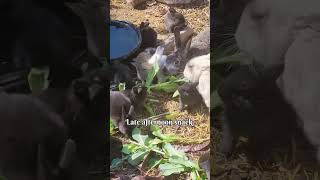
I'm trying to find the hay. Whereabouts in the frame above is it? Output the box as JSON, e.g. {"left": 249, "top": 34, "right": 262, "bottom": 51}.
{"left": 111, "top": 0, "right": 209, "bottom": 40}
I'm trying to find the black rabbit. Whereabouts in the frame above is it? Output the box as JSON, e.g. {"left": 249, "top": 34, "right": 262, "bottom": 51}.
{"left": 139, "top": 20, "right": 157, "bottom": 49}
{"left": 217, "top": 63, "right": 298, "bottom": 160}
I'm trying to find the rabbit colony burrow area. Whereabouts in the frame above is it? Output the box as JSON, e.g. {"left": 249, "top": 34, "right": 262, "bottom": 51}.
{"left": 110, "top": 0, "right": 210, "bottom": 179}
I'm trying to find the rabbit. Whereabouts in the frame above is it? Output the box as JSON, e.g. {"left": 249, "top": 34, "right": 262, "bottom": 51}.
{"left": 183, "top": 54, "right": 210, "bottom": 109}
{"left": 217, "top": 63, "right": 298, "bottom": 160}
{"left": 183, "top": 54, "right": 210, "bottom": 83}
{"left": 177, "top": 82, "right": 203, "bottom": 111}
{"left": 188, "top": 28, "right": 210, "bottom": 59}
{"left": 139, "top": 20, "right": 157, "bottom": 49}
{"left": 0, "top": 92, "right": 78, "bottom": 180}
{"left": 132, "top": 46, "right": 168, "bottom": 83}
{"left": 164, "top": 7, "right": 187, "bottom": 33}
{"left": 162, "top": 27, "right": 192, "bottom": 76}
{"left": 162, "top": 26, "right": 194, "bottom": 55}
{"left": 110, "top": 83, "right": 147, "bottom": 136}
{"left": 37, "top": 67, "right": 109, "bottom": 165}
{"left": 111, "top": 63, "right": 136, "bottom": 89}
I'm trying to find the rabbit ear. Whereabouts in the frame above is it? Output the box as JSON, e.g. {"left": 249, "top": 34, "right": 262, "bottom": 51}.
{"left": 173, "top": 26, "right": 182, "bottom": 51}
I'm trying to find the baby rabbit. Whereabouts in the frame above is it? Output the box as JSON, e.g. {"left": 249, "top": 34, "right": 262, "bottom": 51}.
{"left": 217, "top": 63, "right": 298, "bottom": 160}
{"left": 164, "top": 7, "right": 186, "bottom": 33}
{"left": 110, "top": 83, "right": 147, "bottom": 136}
{"left": 139, "top": 20, "right": 157, "bottom": 49}
{"left": 178, "top": 82, "right": 203, "bottom": 111}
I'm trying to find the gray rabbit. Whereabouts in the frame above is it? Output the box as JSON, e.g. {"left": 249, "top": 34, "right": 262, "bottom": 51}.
{"left": 178, "top": 82, "right": 203, "bottom": 111}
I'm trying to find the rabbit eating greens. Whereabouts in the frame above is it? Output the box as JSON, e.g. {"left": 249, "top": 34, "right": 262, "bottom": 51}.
{"left": 110, "top": 83, "right": 147, "bottom": 136}
{"left": 217, "top": 63, "right": 298, "bottom": 160}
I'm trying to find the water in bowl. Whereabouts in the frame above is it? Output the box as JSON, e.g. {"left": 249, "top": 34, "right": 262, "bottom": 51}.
{"left": 110, "top": 24, "right": 140, "bottom": 60}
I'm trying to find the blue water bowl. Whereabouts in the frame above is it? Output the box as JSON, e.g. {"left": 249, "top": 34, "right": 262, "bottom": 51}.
{"left": 110, "top": 20, "right": 142, "bottom": 62}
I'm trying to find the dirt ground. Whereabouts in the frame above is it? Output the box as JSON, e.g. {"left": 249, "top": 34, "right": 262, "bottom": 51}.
{"left": 110, "top": 0, "right": 210, "bottom": 179}
{"left": 110, "top": 0, "right": 209, "bottom": 40}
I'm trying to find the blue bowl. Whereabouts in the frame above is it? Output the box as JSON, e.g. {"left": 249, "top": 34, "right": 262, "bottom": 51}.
{"left": 110, "top": 20, "right": 142, "bottom": 62}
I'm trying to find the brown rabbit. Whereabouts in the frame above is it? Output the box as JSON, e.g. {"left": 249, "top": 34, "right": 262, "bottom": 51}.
{"left": 164, "top": 7, "right": 187, "bottom": 33}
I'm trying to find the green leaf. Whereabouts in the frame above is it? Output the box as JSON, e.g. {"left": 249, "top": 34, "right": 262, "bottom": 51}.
{"left": 151, "top": 125, "right": 180, "bottom": 142}
{"left": 145, "top": 62, "right": 160, "bottom": 88}
{"left": 128, "top": 150, "right": 149, "bottom": 166}
{"left": 122, "top": 144, "right": 139, "bottom": 154}
{"left": 144, "top": 104, "right": 156, "bottom": 116}
{"left": 110, "top": 158, "right": 124, "bottom": 169}
{"left": 118, "top": 83, "right": 126, "bottom": 91}
{"left": 149, "top": 81, "right": 179, "bottom": 93}
{"left": 168, "top": 156, "right": 200, "bottom": 169}
{"left": 159, "top": 163, "right": 185, "bottom": 176}
{"left": 149, "top": 138, "right": 163, "bottom": 145}
{"left": 172, "top": 90, "right": 180, "bottom": 97}
{"left": 132, "top": 128, "right": 151, "bottom": 146}
{"left": 28, "top": 67, "right": 50, "bottom": 93}
{"left": 147, "top": 156, "right": 164, "bottom": 170}
{"left": 162, "top": 143, "right": 185, "bottom": 158}
{"left": 190, "top": 171, "right": 197, "bottom": 180}
{"left": 110, "top": 117, "right": 115, "bottom": 134}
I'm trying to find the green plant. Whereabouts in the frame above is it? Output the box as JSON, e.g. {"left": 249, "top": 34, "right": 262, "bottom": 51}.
{"left": 144, "top": 62, "right": 186, "bottom": 94}
{"left": 111, "top": 126, "right": 207, "bottom": 179}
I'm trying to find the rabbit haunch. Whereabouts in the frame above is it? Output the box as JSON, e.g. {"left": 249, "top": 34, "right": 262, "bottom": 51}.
{"left": 183, "top": 54, "right": 210, "bottom": 109}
